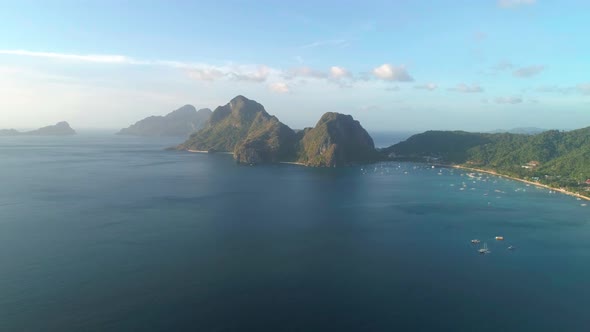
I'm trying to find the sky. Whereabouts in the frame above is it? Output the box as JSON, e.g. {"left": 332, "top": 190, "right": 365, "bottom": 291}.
{"left": 0, "top": 0, "right": 589, "bottom": 131}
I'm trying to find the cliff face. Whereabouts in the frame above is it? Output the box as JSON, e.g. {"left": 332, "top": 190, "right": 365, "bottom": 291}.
{"left": 297, "top": 112, "right": 378, "bottom": 167}
{"left": 234, "top": 115, "right": 298, "bottom": 164}
{"left": 1, "top": 122, "right": 77, "bottom": 136}
{"left": 178, "top": 96, "right": 285, "bottom": 152}
{"left": 178, "top": 96, "right": 378, "bottom": 167}
{"left": 118, "top": 105, "right": 211, "bottom": 137}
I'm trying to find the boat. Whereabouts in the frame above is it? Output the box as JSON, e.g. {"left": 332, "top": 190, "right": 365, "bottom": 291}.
{"left": 508, "top": 245, "right": 515, "bottom": 250}
{"left": 478, "top": 242, "right": 491, "bottom": 254}
{"left": 495, "top": 236, "right": 504, "bottom": 241}
{"left": 471, "top": 239, "right": 481, "bottom": 244}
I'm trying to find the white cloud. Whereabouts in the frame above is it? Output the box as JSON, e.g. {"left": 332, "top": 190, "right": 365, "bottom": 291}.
{"left": 495, "top": 96, "right": 523, "bottom": 104}
{"left": 230, "top": 66, "right": 270, "bottom": 82}
{"left": 283, "top": 66, "right": 327, "bottom": 80}
{"left": 448, "top": 83, "right": 484, "bottom": 93}
{"left": 414, "top": 83, "right": 438, "bottom": 91}
{"left": 0, "top": 49, "right": 139, "bottom": 64}
{"left": 0, "top": 49, "right": 275, "bottom": 83}
{"left": 187, "top": 68, "right": 225, "bottom": 81}
{"left": 372, "top": 64, "right": 413, "bottom": 82}
{"left": 269, "top": 82, "right": 290, "bottom": 93}
{"left": 513, "top": 65, "right": 545, "bottom": 78}
{"left": 330, "top": 66, "right": 350, "bottom": 79}
{"left": 498, "top": 0, "right": 536, "bottom": 8}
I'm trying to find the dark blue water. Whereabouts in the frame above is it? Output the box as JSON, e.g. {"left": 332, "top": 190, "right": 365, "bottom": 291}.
{"left": 1, "top": 135, "right": 589, "bottom": 332}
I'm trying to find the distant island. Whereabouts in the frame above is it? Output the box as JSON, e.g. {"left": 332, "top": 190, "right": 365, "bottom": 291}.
{"left": 177, "top": 95, "right": 380, "bottom": 167}
{"left": 382, "top": 129, "right": 590, "bottom": 198}
{"left": 0, "top": 121, "right": 76, "bottom": 136}
{"left": 118, "top": 105, "right": 212, "bottom": 137}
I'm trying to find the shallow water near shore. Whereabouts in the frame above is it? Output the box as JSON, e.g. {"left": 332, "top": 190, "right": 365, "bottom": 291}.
{"left": 1, "top": 134, "right": 589, "bottom": 331}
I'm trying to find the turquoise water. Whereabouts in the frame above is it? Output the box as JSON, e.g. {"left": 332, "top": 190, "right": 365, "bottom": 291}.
{"left": 1, "top": 135, "right": 589, "bottom": 331}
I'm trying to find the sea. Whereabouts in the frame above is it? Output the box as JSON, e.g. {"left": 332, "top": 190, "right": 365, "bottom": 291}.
{"left": 1, "top": 132, "right": 589, "bottom": 332}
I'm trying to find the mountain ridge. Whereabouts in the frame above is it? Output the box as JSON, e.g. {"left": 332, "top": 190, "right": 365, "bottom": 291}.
{"left": 177, "top": 96, "right": 378, "bottom": 167}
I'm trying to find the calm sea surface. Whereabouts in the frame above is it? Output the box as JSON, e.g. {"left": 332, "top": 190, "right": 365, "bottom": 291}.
{"left": 1, "top": 134, "right": 589, "bottom": 331}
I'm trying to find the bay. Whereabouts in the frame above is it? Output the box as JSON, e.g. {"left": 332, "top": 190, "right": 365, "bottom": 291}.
{"left": 1, "top": 134, "right": 589, "bottom": 331}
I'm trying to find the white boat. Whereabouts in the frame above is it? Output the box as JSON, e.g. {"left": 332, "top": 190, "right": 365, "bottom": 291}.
{"left": 508, "top": 245, "right": 515, "bottom": 250}
{"left": 471, "top": 239, "right": 481, "bottom": 244}
{"left": 478, "top": 242, "right": 491, "bottom": 254}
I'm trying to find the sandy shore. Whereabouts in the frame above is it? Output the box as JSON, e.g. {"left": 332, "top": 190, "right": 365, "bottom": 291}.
{"left": 451, "top": 165, "right": 590, "bottom": 201}
{"left": 187, "top": 149, "right": 233, "bottom": 155}
{"left": 279, "top": 161, "right": 306, "bottom": 166}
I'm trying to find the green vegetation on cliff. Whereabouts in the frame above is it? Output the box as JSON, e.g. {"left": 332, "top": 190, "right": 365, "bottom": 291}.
{"left": 177, "top": 96, "right": 379, "bottom": 167}
{"left": 297, "top": 112, "right": 379, "bottom": 167}
{"left": 234, "top": 114, "right": 298, "bottom": 164}
{"left": 384, "top": 127, "right": 590, "bottom": 194}
{"left": 179, "top": 96, "right": 272, "bottom": 152}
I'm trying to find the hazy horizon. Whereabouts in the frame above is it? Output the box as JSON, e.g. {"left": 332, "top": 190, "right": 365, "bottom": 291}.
{"left": 1, "top": 1, "right": 589, "bottom": 131}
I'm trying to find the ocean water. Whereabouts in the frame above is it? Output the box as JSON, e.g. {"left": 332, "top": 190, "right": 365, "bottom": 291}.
{"left": 1, "top": 134, "right": 589, "bottom": 332}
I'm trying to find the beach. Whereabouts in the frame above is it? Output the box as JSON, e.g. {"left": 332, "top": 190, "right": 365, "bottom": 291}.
{"left": 452, "top": 165, "right": 590, "bottom": 202}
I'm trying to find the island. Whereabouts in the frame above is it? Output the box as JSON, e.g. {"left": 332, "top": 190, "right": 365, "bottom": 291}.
{"left": 382, "top": 128, "right": 590, "bottom": 199}
{"left": 0, "top": 121, "right": 76, "bottom": 136}
{"left": 177, "top": 95, "right": 380, "bottom": 167}
{"left": 118, "top": 105, "right": 212, "bottom": 137}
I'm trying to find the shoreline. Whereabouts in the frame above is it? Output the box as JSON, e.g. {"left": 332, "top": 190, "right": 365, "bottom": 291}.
{"left": 186, "top": 149, "right": 307, "bottom": 166}
{"left": 450, "top": 164, "right": 590, "bottom": 202}
{"left": 279, "top": 161, "right": 306, "bottom": 166}
{"left": 187, "top": 149, "right": 233, "bottom": 155}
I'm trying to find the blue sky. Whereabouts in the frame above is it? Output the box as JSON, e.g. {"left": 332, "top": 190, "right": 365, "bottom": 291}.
{"left": 0, "top": 0, "right": 589, "bottom": 131}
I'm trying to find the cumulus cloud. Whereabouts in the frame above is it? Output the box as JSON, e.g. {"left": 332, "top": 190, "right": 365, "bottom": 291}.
{"left": 230, "top": 66, "right": 270, "bottom": 82}
{"left": 498, "top": 0, "right": 536, "bottom": 8}
{"left": 513, "top": 65, "right": 545, "bottom": 78}
{"left": 414, "top": 83, "right": 438, "bottom": 91}
{"left": 495, "top": 96, "right": 523, "bottom": 104}
{"left": 329, "top": 66, "right": 350, "bottom": 79}
{"left": 283, "top": 66, "right": 327, "bottom": 80}
{"left": 187, "top": 68, "right": 225, "bottom": 81}
{"left": 448, "top": 83, "right": 484, "bottom": 93}
{"left": 269, "top": 82, "right": 290, "bottom": 93}
{"left": 372, "top": 64, "right": 413, "bottom": 82}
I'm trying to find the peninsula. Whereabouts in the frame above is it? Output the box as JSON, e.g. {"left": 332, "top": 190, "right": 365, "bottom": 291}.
{"left": 383, "top": 128, "right": 590, "bottom": 198}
